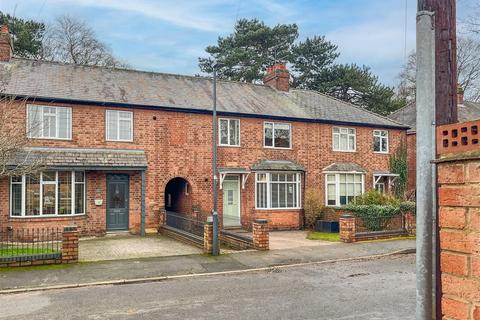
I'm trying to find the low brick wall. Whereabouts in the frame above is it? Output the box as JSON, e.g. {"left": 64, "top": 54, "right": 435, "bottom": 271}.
{"left": 339, "top": 214, "right": 413, "bottom": 243}
{"left": 252, "top": 219, "right": 269, "bottom": 250}
{"left": 0, "top": 226, "right": 79, "bottom": 268}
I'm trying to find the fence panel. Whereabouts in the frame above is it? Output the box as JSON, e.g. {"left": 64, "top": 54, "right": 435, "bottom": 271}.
{"left": 0, "top": 227, "right": 62, "bottom": 262}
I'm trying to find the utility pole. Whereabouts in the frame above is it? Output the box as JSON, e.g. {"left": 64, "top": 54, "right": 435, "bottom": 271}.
{"left": 417, "top": 1, "right": 457, "bottom": 319}
{"left": 211, "top": 65, "right": 220, "bottom": 256}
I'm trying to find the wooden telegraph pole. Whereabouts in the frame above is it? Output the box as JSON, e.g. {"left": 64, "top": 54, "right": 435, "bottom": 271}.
{"left": 418, "top": 0, "right": 458, "bottom": 125}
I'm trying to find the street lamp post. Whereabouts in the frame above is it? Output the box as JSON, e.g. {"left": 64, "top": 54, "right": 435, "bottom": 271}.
{"left": 211, "top": 65, "right": 220, "bottom": 256}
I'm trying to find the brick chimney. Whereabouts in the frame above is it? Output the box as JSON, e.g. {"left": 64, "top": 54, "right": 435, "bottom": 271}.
{"left": 0, "top": 25, "right": 13, "bottom": 62}
{"left": 457, "top": 84, "right": 464, "bottom": 105}
{"left": 263, "top": 63, "right": 289, "bottom": 92}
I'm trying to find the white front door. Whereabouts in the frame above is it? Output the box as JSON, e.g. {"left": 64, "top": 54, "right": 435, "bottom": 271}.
{"left": 222, "top": 176, "right": 240, "bottom": 227}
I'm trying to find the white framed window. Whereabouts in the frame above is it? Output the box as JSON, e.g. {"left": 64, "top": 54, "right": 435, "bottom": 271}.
{"left": 332, "top": 127, "right": 356, "bottom": 152}
{"left": 10, "top": 171, "right": 86, "bottom": 217}
{"left": 219, "top": 118, "right": 240, "bottom": 146}
{"left": 27, "top": 105, "right": 72, "bottom": 140}
{"left": 373, "top": 130, "right": 389, "bottom": 153}
{"left": 325, "top": 173, "right": 364, "bottom": 206}
{"left": 106, "top": 110, "right": 133, "bottom": 142}
{"left": 264, "top": 122, "right": 292, "bottom": 149}
{"left": 375, "top": 182, "right": 385, "bottom": 193}
{"left": 255, "top": 172, "right": 301, "bottom": 209}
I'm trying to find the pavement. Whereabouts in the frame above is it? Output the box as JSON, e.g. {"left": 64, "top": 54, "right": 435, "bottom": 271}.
{"left": 0, "top": 238, "right": 415, "bottom": 293}
{"left": 269, "top": 230, "right": 335, "bottom": 250}
{"left": 0, "top": 254, "right": 416, "bottom": 319}
{"left": 79, "top": 234, "right": 202, "bottom": 262}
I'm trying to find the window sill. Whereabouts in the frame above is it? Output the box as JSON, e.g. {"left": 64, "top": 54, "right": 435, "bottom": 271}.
{"left": 30, "top": 137, "right": 72, "bottom": 141}
{"left": 106, "top": 139, "right": 134, "bottom": 143}
{"left": 373, "top": 151, "right": 389, "bottom": 154}
{"left": 332, "top": 149, "right": 357, "bottom": 153}
{"left": 9, "top": 214, "right": 87, "bottom": 220}
{"left": 254, "top": 208, "right": 302, "bottom": 211}
{"left": 263, "top": 146, "right": 293, "bottom": 150}
{"left": 218, "top": 144, "right": 241, "bottom": 148}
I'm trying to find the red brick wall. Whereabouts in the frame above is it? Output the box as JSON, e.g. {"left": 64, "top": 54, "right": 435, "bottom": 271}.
{"left": 0, "top": 100, "right": 406, "bottom": 234}
{"left": 438, "top": 159, "right": 480, "bottom": 320}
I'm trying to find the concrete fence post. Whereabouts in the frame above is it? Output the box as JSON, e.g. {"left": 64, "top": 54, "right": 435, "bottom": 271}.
{"left": 339, "top": 214, "right": 356, "bottom": 243}
{"left": 252, "top": 219, "right": 269, "bottom": 250}
{"left": 204, "top": 218, "right": 214, "bottom": 254}
{"left": 62, "top": 226, "right": 79, "bottom": 263}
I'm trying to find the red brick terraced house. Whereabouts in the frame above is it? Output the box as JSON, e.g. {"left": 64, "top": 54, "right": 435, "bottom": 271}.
{"left": 0, "top": 27, "right": 408, "bottom": 236}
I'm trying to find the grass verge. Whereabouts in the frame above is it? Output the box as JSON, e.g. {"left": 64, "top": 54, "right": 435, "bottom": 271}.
{"left": 306, "top": 231, "right": 340, "bottom": 242}
{"left": 0, "top": 248, "right": 58, "bottom": 257}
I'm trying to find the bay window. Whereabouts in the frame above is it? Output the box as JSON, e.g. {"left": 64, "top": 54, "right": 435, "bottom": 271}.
{"left": 325, "top": 173, "right": 364, "bottom": 206}
{"left": 10, "top": 171, "right": 86, "bottom": 217}
{"left": 256, "top": 172, "right": 301, "bottom": 209}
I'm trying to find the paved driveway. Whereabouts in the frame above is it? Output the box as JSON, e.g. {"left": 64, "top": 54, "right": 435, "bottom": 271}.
{"left": 269, "top": 230, "right": 335, "bottom": 250}
{"left": 79, "top": 234, "right": 202, "bottom": 262}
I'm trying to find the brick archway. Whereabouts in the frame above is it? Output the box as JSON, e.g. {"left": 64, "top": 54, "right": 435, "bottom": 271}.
{"left": 164, "top": 177, "right": 192, "bottom": 214}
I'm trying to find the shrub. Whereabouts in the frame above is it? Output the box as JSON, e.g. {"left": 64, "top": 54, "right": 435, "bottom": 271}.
{"left": 353, "top": 190, "right": 400, "bottom": 206}
{"left": 304, "top": 191, "right": 324, "bottom": 228}
{"left": 346, "top": 204, "right": 401, "bottom": 231}
{"left": 399, "top": 201, "right": 416, "bottom": 215}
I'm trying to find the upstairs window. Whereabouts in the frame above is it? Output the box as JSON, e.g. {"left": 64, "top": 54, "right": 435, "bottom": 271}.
{"left": 106, "top": 110, "right": 133, "bottom": 142}
{"left": 264, "top": 122, "right": 291, "bottom": 149}
{"left": 373, "top": 130, "right": 389, "bottom": 153}
{"left": 27, "top": 105, "right": 72, "bottom": 140}
{"left": 333, "top": 127, "right": 356, "bottom": 152}
{"left": 219, "top": 118, "right": 240, "bottom": 146}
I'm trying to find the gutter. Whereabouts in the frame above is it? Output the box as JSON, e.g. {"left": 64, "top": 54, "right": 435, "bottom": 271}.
{"left": 5, "top": 94, "right": 410, "bottom": 130}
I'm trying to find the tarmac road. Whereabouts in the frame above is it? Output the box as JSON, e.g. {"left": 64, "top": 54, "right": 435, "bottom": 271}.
{"left": 0, "top": 254, "right": 415, "bottom": 320}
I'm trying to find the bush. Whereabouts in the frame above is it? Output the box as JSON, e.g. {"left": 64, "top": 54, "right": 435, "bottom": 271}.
{"left": 399, "top": 201, "right": 416, "bottom": 215}
{"left": 304, "top": 191, "right": 324, "bottom": 229}
{"left": 346, "top": 204, "right": 400, "bottom": 231}
{"left": 353, "top": 190, "right": 400, "bottom": 206}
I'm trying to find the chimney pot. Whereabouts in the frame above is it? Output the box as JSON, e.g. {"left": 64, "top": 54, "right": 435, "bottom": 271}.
{"left": 263, "top": 63, "right": 289, "bottom": 92}
{"left": 0, "top": 25, "right": 13, "bottom": 62}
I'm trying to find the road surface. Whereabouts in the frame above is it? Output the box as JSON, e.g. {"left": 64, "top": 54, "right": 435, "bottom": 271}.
{"left": 0, "top": 254, "right": 415, "bottom": 320}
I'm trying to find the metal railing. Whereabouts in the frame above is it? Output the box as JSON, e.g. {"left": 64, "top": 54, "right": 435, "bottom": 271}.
{"left": 0, "top": 227, "right": 62, "bottom": 262}
{"left": 355, "top": 214, "right": 405, "bottom": 233}
{"left": 165, "top": 211, "right": 204, "bottom": 238}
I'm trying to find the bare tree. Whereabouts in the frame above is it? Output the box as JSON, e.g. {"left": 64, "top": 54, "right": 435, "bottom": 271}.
{"left": 0, "top": 96, "right": 44, "bottom": 178}
{"left": 397, "top": 37, "right": 480, "bottom": 102}
{"left": 41, "top": 15, "right": 126, "bottom": 68}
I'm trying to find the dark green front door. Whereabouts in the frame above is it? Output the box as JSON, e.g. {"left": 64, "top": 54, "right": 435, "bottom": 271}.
{"left": 106, "top": 174, "right": 129, "bottom": 231}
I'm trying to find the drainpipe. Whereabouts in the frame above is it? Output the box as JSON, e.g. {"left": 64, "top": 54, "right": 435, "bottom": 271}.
{"left": 141, "top": 170, "right": 146, "bottom": 237}
{"left": 416, "top": 10, "right": 435, "bottom": 320}
{"left": 212, "top": 65, "right": 220, "bottom": 256}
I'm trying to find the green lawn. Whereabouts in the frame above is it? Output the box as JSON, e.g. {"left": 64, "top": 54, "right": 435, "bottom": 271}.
{"left": 306, "top": 231, "right": 340, "bottom": 242}
{"left": 0, "top": 247, "right": 59, "bottom": 257}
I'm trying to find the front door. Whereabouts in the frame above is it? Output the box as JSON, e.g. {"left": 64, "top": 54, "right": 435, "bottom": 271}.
{"left": 106, "top": 174, "right": 129, "bottom": 231}
{"left": 223, "top": 176, "right": 240, "bottom": 227}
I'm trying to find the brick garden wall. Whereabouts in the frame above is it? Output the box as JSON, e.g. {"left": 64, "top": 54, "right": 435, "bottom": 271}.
{"left": 0, "top": 100, "right": 406, "bottom": 234}
{"left": 438, "top": 158, "right": 480, "bottom": 319}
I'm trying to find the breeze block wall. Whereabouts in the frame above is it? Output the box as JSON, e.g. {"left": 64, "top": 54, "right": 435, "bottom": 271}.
{"left": 437, "top": 120, "right": 480, "bottom": 320}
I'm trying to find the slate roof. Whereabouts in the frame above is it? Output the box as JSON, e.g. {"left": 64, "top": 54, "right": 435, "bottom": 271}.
{"left": 251, "top": 160, "right": 305, "bottom": 171}
{"left": 0, "top": 58, "right": 407, "bottom": 129}
{"left": 388, "top": 101, "right": 480, "bottom": 132}
{"left": 11, "top": 147, "right": 148, "bottom": 170}
{"left": 323, "top": 162, "right": 367, "bottom": 173}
